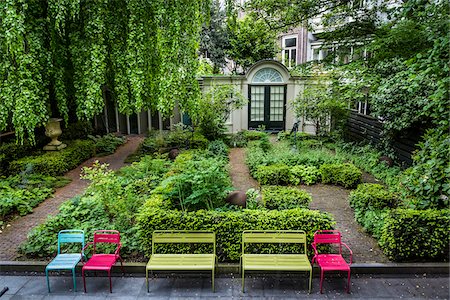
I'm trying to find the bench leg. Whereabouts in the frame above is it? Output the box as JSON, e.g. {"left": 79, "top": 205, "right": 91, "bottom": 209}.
{"left": 320, "top": 269, "right": 324, "bottom": 294}
{"left": 241, "top": 269, "right": 245, "bottom": 293}
{"left": 82, "top": 269, "right": 87, "bottom": 293}
{"left": 45, "top": 269, "right": 51, "bottom": 293}
{"left": 346, "top": 269, "right": 351, "bottom": 293}
{"left": 212, "top": 269, "right": 215, "bottom": 292}
{"left": 72, "top": 268, "right": 77, "bottom": 292}
{"left": 308, "top": 270, "right": 312, "bottom": 294}
{"left": 146, "top": 269, "right": 149, "bottom": 293}
{"left": 108, "top": 270, "right": 112, "bottom": 293}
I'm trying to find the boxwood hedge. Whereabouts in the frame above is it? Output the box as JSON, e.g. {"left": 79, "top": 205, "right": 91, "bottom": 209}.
{"left": 8, "top": 140, "right": 95, "bottom": 176}
{"left": 379, "top": 209, "right": 450, "bottom": 261}
{"left": 137, "top": 196, "right": 335, "bottom": 262}
{"left": 262, "top": 186, "right": 312, "bottom": 210}
{"left": 319, "top": 163, "right": 362, "bottom": 189}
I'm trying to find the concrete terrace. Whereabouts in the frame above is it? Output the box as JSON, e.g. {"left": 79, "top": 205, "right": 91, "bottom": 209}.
{"left": 0, "top": 273, "right": 449, "bottom": 299}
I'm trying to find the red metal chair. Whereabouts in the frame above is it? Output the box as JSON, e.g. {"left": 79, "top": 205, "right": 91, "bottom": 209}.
{"left": 311, "top": 230, "right": 353, "bottom": 293}
{"left": 81, "top": 230, "right": 124, "bottom": 293}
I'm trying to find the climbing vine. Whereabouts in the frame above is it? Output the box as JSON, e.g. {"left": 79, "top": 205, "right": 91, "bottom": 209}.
{"left": 0, "top": 0, "right": 211, "bottom": 144}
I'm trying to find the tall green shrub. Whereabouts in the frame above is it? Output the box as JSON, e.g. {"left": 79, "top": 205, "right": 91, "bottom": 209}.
{"left": 379, "top": 209, "right": 450, "bottom": 261}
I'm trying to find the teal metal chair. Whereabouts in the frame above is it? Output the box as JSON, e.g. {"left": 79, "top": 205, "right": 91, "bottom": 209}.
{"left": 45, "top": 230, "right": 85, "bottom": 292}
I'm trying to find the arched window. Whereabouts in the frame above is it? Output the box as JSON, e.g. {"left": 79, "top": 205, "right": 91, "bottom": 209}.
{"left": 252, "top": 68, "right": 283, "bottom": 83}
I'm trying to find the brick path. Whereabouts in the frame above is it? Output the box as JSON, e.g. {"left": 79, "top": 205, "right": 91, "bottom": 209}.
{"left": 0, "top": 135, "right": 143, "bottom": 261}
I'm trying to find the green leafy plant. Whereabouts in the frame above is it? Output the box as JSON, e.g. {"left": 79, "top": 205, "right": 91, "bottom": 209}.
{"left": 255, "top": 164, "right": 291, "bottom": 185}
{"left": 290, "top": 165, "right": 320, "bottom": 185}
{"left": 88, "top": 133, "right": 125, "bottom": 156}
{"left": 379, "top": 209, "right": 450, "bottom": 261}
{"left": 262, "top": 186, "right": 312, "bottom": 210}
{"left": 207, "top": 140, "right": 229, "bottom": 159}
{"left": 245, "top": 188, "right": 262, "bottom": 209}
{"left": 319, "top": 163, "right": 362, "bottom": 189}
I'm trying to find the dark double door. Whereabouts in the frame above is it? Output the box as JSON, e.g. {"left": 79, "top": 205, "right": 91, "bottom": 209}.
{"left": 248, "top": 85, "right": 286, "bottom": 131}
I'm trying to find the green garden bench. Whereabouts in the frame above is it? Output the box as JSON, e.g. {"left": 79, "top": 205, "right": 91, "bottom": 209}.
{"left": 145, "top": 230, "right": 217, "bottom": 292}
{"left": 240, "top": 230, "right": 312, "bottom": 293}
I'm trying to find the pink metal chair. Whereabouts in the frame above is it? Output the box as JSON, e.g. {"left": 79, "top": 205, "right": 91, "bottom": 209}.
{"left": 81, "top": 230, "right": 124, "bottom": 293}
{"left": 311, "top": 230, "right": 353, "bottom": 293}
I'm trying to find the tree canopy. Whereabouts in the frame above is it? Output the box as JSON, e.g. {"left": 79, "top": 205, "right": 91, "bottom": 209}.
{"left": 0, "top": 0, "right": 211, "bottom": 144}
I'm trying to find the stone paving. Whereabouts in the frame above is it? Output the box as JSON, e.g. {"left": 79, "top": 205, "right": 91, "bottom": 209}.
{"left": 0, "top": 273, "right": 448, "bottom": 299}
{"left": 0, "top": 136, "right": 144, "bottom": 261}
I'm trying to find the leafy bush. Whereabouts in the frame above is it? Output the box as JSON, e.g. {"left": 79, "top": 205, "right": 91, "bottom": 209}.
{"left": 154, "top": 153, "right": 232, "bottom": 211}
{"left": 333, "top": 142, "right": 402, "bottom": 189}
{"left": 20, "top": 157, "right": 170, "bottom": 259}
{"left": 348, "top": 183, "right": 399, "bottom": 238}
{"left": 319, "top": 163, "right": 362, "bottom": 188}
{"left": 290, "top": 165, "right": 320, "bottom": 185}
{"left": 137, "top": 200, "right": 335, "bottom": 262}
{"left": 259, "top": 134, "right": 272, "bottom": 152}
{"left": 8, "top": 140, "right": 95, "bottom": 176}
{"left": 262, "top": 186, "right": 312, "bottom": 210}
{"left": 207, "top": 140, "right": 229, "bottom": 159}
{"left": 0, "top": 142, "right": 40, "bottom": 176}
{"left": 226, "top": 131, "right": 248, "bottom": 148}
{"left": 379, "top": 209, "right": 450, "bottom": 261}
{"left": 88, "top": 133, "right": 125, "bottom": 156}
{"left": 349, "top": 183, "right": 399, "bottom": 211}
{"left": 243, "top": 130, "right": 268, "bottom": 141}
{"left": 245, "top": 188, "right": 263, "bottom": 209}
{"left": 400, "top": 128, "right": 450, "bottom": 209}
{"left": 0, "top": 173, "right": 70, "bottom": 221}
{"left": 255, "top": 164, "right": 291, "bottom": 185}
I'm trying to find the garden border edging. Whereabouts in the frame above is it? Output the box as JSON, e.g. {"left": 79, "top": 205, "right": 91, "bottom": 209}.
{"left": 1, "top": 261, "right": 448, "bottom": 276}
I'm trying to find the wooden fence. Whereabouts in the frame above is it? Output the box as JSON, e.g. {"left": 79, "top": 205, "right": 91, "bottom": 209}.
{"left": 346, "top": 110, "right": 422, "bottom": 166}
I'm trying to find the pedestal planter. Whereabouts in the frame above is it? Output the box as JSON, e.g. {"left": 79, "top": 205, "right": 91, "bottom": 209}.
{"left": 43, "top": 118, "right": 67, "bottom": 151}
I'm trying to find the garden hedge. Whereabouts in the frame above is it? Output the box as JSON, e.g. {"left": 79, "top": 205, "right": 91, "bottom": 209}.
{"left": 379, "top": 209, "right": 450, "bottom": 261}
{"left": 255, "top": 164, "right": 291, "bottom": 185}
{"left": 290, "top": 165, "right": 320, "bottom": 185}
{"left": 319, "top": 163, "right": 362, "bottom": 188}
{"left": 137, "top": 197, "right": 335, "bottom": 262}
{"left": 262, "top": 186, "right": 312, "bottom": 210}
{"left": 9, "top": 140, "right": 95, "bottom": 176}
{"left": 348, "top": 183, "right": 399, "bottom": 239}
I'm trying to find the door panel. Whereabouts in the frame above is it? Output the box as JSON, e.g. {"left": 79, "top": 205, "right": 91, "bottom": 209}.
{"left": 249, "top": 85, "right": 286, "bottom": 131}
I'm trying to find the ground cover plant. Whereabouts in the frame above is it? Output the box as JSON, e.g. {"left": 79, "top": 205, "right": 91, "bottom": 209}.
{"left": 0, "top": 173, "right": 70, "bottom": 224}
{"left": 261, "top": 186, "right": 312, "bottom": 210}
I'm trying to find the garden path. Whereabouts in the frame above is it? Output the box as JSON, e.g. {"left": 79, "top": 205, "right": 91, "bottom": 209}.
{"left": 228, "top": 148, "right": 259, "bottom": 192}
{"left": 0, "top": 135, "right": 144, "bottom": 261}
{"left": 228, "top": 146, "right": 389, "bottom": 263}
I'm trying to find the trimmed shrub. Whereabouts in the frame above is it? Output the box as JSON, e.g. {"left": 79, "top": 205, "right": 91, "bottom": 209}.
{"left": 137, "top": 201, "right": 335, "bottom": 262}
{"left": 319, "top": 163, "right": 362, "bottom": 188}
{"left": 349, "top": 183, "right": 399, "bottom": 211}
{"left": 255, "top": 164, "right": 291, "bottom": 185}
{"left": 290, "top": 165, "right": 320, "bottom": 185}
{"left": 379, "top": 209, "right": 450, "bottom": 261}
{"left": 243, "top": 130, "right": 268, "bottom": 141}
{"left": 349, "top": 183, "right": 399, "bottom": 238}
{"left": 262, "top": 186, "right": 312, "bottom": 210}
{"left": 9, "top": 140, "right": 95, "bottom": 176}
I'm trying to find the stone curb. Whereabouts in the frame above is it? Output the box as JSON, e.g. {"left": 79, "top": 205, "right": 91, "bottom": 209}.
{"left": 1, "top": 261, "right": 448, "bottom": 276}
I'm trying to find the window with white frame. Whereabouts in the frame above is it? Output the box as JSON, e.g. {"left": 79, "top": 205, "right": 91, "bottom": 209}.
{"left": 282, "top": 35, "right": 297, "bottom": 68}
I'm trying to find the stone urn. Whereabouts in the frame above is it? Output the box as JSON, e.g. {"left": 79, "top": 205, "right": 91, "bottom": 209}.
{"left": 43, "top": 118, "right": 67, "bottom": 151}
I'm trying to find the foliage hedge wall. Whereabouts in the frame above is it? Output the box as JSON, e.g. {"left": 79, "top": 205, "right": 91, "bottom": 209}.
{"left": 137, "top": 197, "right": 335, "bottom": 262}
{"left": 379, "top": 209, "right": 450, "bottom": 261}
{"left": 8, "top": 140, "right": 95, "bottom": 176}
